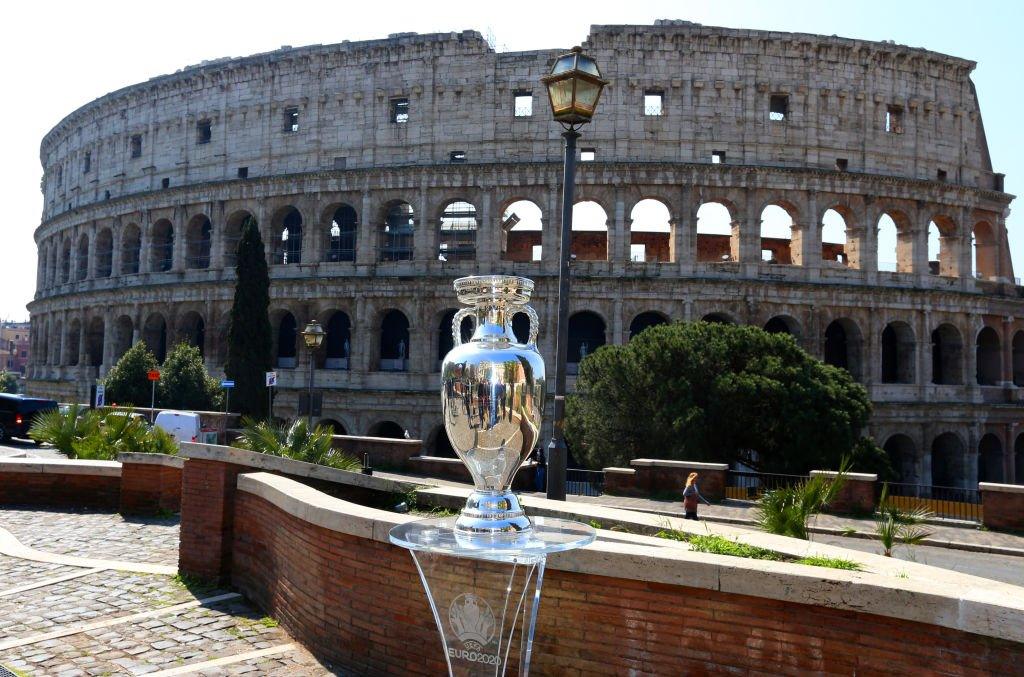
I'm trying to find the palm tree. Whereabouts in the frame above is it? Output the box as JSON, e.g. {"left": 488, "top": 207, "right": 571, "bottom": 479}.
{"left": 876, "top": 483, "right": 933, "bottom": 557}
{"left": 234, "top": 417, "right": 360, "bottom": 471}
{"left": 756, "top": 458, "right": 850, "bottom": 540}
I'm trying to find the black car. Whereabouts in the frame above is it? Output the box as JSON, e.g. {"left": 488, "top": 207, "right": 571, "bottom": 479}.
{"left": 0, "top": 393, "right": 58, "bottom": 442}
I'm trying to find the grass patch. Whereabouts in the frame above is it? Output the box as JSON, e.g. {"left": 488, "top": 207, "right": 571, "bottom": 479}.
{"left": 688, "top": 534, "right": 781, "bottom": 560}
{"left": 172, "top": 572, "right": 218, "bottom": 595}
{"left": 258, "top": 615, "right": 279, "bottom": 628}
{"left": 794, "top": 555, "right": 861, "bottom": 570}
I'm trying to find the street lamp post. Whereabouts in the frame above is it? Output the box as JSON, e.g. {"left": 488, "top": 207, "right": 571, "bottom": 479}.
{"left": 541, "top": 46, "right": 607, "bottom": 500}
{"left": 300, "top": 319, "right": 326, "bottom": 429}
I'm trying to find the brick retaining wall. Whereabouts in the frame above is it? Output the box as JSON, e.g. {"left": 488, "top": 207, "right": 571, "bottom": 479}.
{"left": 0, "top": 459, "right": 120, "bottom": 509}
{"left": 118, "top": 453, "right": 184, "bottom": 515}
{"left": 980, "top": 482, "right": 1024, "bottom": 531}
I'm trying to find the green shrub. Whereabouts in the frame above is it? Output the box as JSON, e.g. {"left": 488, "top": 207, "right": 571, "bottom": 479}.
{"left": 875, "top": 483, "right": 933, "bottom": 556}
{"left": 234, "top": 418, "right": 360, "bottom": 471}
{"left": 29, "top": 405, "right": 100, "bottom": 456}
{"left": 30, "top": 406, "right": 178, "bottom": 460}
{"left": 103, "top": 342, "right": 160, "bottom": 407}
{"left": 159, "top": 342, "right": 222, "bottom": 411}
{"left": 0, "top": 370, "right": 18, "bottom": 394}
{"left": 756, "top": 459, "right": 850, "bottom": 540}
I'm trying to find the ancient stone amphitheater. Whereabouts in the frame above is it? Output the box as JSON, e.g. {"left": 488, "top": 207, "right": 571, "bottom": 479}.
{"left": 27, "top": 21, "right": 1021, "bottom": 487}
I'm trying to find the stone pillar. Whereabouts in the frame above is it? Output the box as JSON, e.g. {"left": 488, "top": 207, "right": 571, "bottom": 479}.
{"left": 210, "top": 207, "right": 224, "bottom": 271}
{"left": 966, "top": 315, "right": 979, "bottom": 394}
{"left": 966, "top": 428, "right": 979, "bottom": 489}
{"left": 111, "top": 219, "right": 123, "bottom": 278}
{"left": 171, "top": 212, "right": 187, "bottom": 272}
{"left": 414, "top": 187, "right": 432, "bottom": 264}
{"left": 476, "top": 191, "right": 495, "bottom": 263}
{"left": 612, "top": 192, "right": 627, "bottom": 263}
{"left": 102, "top": 311, "right": 116, "bottom": 374}
{"left": 859, "top": 202, "right": 878, "bottom": 272}
{"left": 738, "top": 193, "right": 761, "bottom": 265}
{"left": 86, "top": 227, "right": 97, "bottom": 280}
{"left": 919, "top": 310, "right": 931, "bottom": 387}
{"left": 1002, "top": 316, "right": 1014, "bottom": 386}
{"left": 304, "top": 195, "right": 323, "bottom": 265}
{"left": 612, "top": 298, "right": 623, "bottom": 345}
{"left": 357, "top": 192, "right": 375, "bottom": 266}
{"left": 543, "top": 182, "right": 560, "bottom": 274}
{"left": 139, "top": 215, "right": 152, "bottom": 273}
{"left": 911, "top": 209, "right": 929, "bottom": 276}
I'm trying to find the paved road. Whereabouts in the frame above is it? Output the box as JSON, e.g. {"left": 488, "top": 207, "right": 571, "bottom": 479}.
{"left": 0, "top": 437, "right": 64, "bottom": 459}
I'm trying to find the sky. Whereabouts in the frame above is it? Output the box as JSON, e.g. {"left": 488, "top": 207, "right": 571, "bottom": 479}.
{"left": 0, "top": 0, "right": 1021, "bottom": 321}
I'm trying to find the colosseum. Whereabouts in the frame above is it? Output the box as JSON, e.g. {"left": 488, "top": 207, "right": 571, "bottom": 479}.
{"left": 26, "top": 21, "right": 1020, "bottom": 488}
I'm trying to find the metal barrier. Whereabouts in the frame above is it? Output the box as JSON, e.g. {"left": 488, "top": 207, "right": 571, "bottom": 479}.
{"left": 566, "top": 469, "right": 605, "bottom": 497}
{"left": 725, "top": 470, "right": 809, "bottom": 500}
{"left": 882, "top": 482, "right": 982, "bottom": 522}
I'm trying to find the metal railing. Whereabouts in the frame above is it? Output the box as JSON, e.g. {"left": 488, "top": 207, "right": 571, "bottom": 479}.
{"left": 882, "top": 482, "right": 981, "bottom": 522}
{"left": 725, "top": 470, "right": 809, "bottom": 500}
{"left": 566, "top": 469, "right": 604, "bottom": 497}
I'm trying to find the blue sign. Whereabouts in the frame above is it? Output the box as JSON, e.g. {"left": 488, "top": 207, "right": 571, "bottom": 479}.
{"left": 221, "top": 380, "right": 235, "bottom": 388}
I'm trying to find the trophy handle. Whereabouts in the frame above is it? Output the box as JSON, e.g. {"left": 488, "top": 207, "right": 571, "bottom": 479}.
{"left": 523, "top": 305, "right": 539, "bottom": 345}
{"left": 452, "top": 308, "right": 476, "bottom": 347}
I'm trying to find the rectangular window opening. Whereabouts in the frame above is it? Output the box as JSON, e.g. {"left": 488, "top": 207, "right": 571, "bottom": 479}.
{"left": 332, "top": 157, "right": 346, "bottom": 170}
{"left": 936, "top": 168, "right": 947, "bottom": 182}
{"left": 644, "top": 91, "right": 664, "bottom": 116}
{"left": 769, "top": 94, "right": 789, "bottom": 122}
{"left": 161, "top": 177, "right": 170, "bottom": 189}
{"left": 580, "top": 148, "right": 596, "bottom": 162}
{"left": 449, "top": 150, "right": 466, "bottom": 164}
{"left": 237, "top": 167, "right": 249, "bottom": 179}
{"left": 196, "top": 119, "right": 212, "bottom": 144}
{"left": 83, "top": 152, "right": 91, "bottom": 174}
{"left": 630, "top": 244, "right": 646, "bottom": 262}
{"left": 531, "top": 245, "right": 542, "bottom": 262}
{"left": 885, "top": 105, "right": 904, "bottom": 134}
{"left": 836, "top": 158, "right": 849, "bottom": 171}
{"left": 761, "top": 249, "right": 775, "bottom": 263}
{"left": 513, "top": 90, "right": 533, "bottom": 117}
{"left": 130, "top": 135, "right": 142, "bottom": 159}
{"left": 284, "top": 107, "right": 300, "bottom": 133}
{"left": 711, "top": 150, "right": 725, "bottom": 164}
{"left": 391, "top": 97, "right": 409, "bottom": 124}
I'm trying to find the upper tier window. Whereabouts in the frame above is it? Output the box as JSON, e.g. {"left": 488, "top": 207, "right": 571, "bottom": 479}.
{"left": 284, "top": 107, "right": 300, "bottom": 133}
{"left": 513, "top": 90, "right": 532, "bottom": 117}
{"left": 644, "top": 91, "right": 664, "bottom": 116}
{"left": 769, "top": 95, "right": 788, "bottom": 122}
{"left": 886, "top": 105, "right": 904, "bottom": 134}
{"left": 391, "top": 98, "right": 409, "bottom": 124}
{"left": 130, "top": 135, "right": 142, "bottom": 159}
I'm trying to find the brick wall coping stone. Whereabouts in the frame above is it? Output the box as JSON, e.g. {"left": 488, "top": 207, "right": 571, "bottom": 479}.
{"left": 0, "top": 457, "right": 121, "bottom": 477}
{"left": 408, "top": 456, "right": 463, "bottom": 465}
{"left": 979, "top": 482, "right": 1024, "bottom": 494}
{"left": 237, "top": 472, "right": 1024, "bottom": 644}
{"left": 117, "top": 452, "right": 185, "bottom": 468}
{"left": 603, "top": 467, "right": 636, "bottom": 474}
{"left": 630, "top": 459, "right": 728, "bottom": 470}
{"left": 810, "top": 470, "right": 878, "bottom": 481}
{"left": 179, "top": 442, "right": 420, "bottom": 494}
{"left": 333, "top": 434, "right": 422, "bottom": 447}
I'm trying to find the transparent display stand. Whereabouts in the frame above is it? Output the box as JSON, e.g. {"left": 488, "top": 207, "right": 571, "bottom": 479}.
{"left": 390, "top": 516, "right": 595, "bottom": 676}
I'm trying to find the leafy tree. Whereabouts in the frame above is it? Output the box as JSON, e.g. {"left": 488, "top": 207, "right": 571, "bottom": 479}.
{"left": 103, "top": 342, "right": 159, "bottom": 407}
{"left": 224, "top": 217, "right": 273, "bottom": 418}
{"left": 0, "top": 371, "right": 18, "bottom": 393}
{"left": 159, "top": 342, "right": 222, "bottom": 411}
{"left": 565, "top": 321, "right": 874, "bottom": 474}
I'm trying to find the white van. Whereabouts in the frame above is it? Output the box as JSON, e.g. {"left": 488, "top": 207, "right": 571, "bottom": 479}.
{"left": 154, "top": 410, "right": 202, "bottom": 444}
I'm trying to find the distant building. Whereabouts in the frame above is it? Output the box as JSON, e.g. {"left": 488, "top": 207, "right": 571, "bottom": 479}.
{"left": 1, "top": 321, "right": 31, "bottom": 375}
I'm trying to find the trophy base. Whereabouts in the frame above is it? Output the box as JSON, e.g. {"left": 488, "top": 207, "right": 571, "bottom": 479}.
{"left": 455, "top": 490, "right": 532, "bottom": 535}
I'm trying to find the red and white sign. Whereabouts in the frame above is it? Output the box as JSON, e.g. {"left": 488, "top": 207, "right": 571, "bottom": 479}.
{"left": 147, "top": 370, "right": 161, "bottom": 381}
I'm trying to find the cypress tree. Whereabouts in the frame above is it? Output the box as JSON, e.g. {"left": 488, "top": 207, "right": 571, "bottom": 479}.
{"left": 224, "top": 217, "right": 273, "bottom": 418}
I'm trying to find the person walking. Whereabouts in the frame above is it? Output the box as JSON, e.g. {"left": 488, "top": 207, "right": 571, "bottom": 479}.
{"left": 533, "top": 447, "right": 547, "bottom": 492}
{"left": 682, "top": 472, "right": 711, "bottom": 520}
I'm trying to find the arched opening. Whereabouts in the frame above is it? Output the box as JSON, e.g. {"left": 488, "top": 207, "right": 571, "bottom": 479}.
{"left": 323, "top": 311, "right": 351, "bottom": 370}
{"left": 629, "top": 312, "right": 669, "bottom": 340}
{"left": 701, "top": 313, "right": 735, "bottom": 325}
{"left": 884, "top": 434, "right": 918, "bottom": 483}
{"left": 223, "top": 211, "right": 256, "bottom": 268}
{"left": 151, "top": 220, "right": 174, "bottom": 272}
{"left": 66, "top": 320, "right": 81, "bottom": 366}
{"left": 380, "top": 201, "right": 415, "bottom": 262}
{"left": 113, "top": 316, "right": 133, "bottom": 361}
{"left": 60, "top": 239, "right": 71, "bottom": 283}
{"left": 931, "top": 324, "right": 963, "bottom": 385}
{"left": 121, "top": 224, "right": 141, "bottom": 275}
{"left": 51, "top": 320, "right": 62, "bottom": 365}
{"left": 824, "top": 319, "right": 863, "bottom": 381}
{"left": 379, "top": 310, "right": 410, "bottom": 371}
{"left": 821, "top": 208, "right": 849, "bottom": 265}
{"left": 931, "top": 433, "right": 965, "bottom": 488}
{"left": 429, "top": 426, "right": 458, "bottom": 458}
{"left": 76, "top": 234, "right": 89, "bottom": 280}
{"left": 95, "top": 229, "right": 113, "bottom": 278}
{"left": 976, "top": 326, "right": 1001, "bottom": 385}
{"left": 438, "top": 200, "right": 477, "bottom": 262}
{"left": 143, "top": 314, "right": 167, "bottom": 363}
{"left": 1015, "top": 434, "right": 1024, "bottom": 485}
{"left": 437, "top": 309, "right": 475, "bottom": 366}
{"left": 568, "top": 311, "right": 606, "bottom": 371}
{"left": 881, "top": 321, "right": 915, "bottom": 384}
{"left": 1014, "top": 331, "right": 1024, "bottom": 387}
{"left": 629, "top": 199, "right": 672, "bottom": 263}
{"left": 571, "top": 201, "right": 608, "bottom": 261}
{"left": 326, "top": 204, "right": 357, "bottom": 262}
{"left": 185, "top": 215, "right": 212, "bottom": 269}
{"left": 500, "top": 200, "right": 542, "bottom": 262}
{"left": 275, "top": 312, "right": 297, "bottom": 368}
{"left": 369, "top": 421, "right": 405, "bottom": 439}
{"left": 764, "top": 315, "right": 800, "bottom": 338}
{"left": 876, "top": 212, "right": 910, "bottom": 273}
{"left": 178, "top": 312, "right": 206, "bottom": 357}
{"left": 317, "top": 419, "right": 347, "bottom": 435}
{"left": 696, "top": 202, "right": 735, "bottom": 262}
{"left": 927, "top": 216, "right": 959, "bottom": 277}
{"left": 973, "top": 221, "right": 997, "bottom": 279}
{"left": 978, "top": 433, "right": 1004, "bottom": 484}
{"left": 272, "top": 206, "right": 303, "bottom": 265}
{"left": 86, "top": 317, "right": 104, "bottom": 368}
{"left": 759, "top": 204, "right": 794, "bottom": 264}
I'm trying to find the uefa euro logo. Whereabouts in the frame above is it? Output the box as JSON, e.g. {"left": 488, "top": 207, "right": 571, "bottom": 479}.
{"left": 449, "top": 593, "right": 496, "bottom": 649}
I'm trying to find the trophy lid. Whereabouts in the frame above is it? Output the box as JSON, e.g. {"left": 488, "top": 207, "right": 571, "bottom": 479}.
{"left": 453, "top": 275, "right": 534, "bottom": 307}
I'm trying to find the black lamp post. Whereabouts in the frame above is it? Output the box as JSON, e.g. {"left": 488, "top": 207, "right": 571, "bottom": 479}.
{"left": 300, "top": 319, "right": 325, "bottom": 429}
{"left": 541, "top": 46, "right": 607, "bottom": 500}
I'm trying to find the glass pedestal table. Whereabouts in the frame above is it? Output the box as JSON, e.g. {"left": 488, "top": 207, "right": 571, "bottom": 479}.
{"left": 390, "top": 516, "right": 596, "bottom": 676}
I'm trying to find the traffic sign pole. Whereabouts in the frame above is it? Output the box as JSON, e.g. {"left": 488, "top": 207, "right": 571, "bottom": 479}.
{"left": 150, "top": 380, "right": 156, "bottom": 423}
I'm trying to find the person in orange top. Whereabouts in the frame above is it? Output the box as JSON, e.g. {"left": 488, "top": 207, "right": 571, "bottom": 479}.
{"left": 682, "top": 472, "right": 711, "bottom": 520}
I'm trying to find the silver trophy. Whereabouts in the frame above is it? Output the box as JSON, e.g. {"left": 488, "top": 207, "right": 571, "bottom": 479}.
{"left": 440, "top": 275, "right": 545, "bottom": 535}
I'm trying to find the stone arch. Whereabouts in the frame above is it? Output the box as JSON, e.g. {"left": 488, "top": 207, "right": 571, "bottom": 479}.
{"left": 931, "top": 323, "right": 963, "bottom": 385}
{"left": 696, "top": 200, "right": 736, "bottom": 262}
{"left": 571, "top": 200, "right": 609, "bottom": 261}
{"left": 821, "top": 205, "right": 853, "bottom": 266}
{"left": 150, "top": 219, "right": 174, "bottom": 272}
{"left": 881, "top": 321, "right": 915, "bottom": 384}
{"left": 629, "top": 199, "right": 672, "bottom": 263}
{"left": 883, "top": 434, "right": 918, "bottom": 483}
{"left": 876, "top": 210, "right": 912, "bottom": 273}
{"left": 629, "top": 311, "right": 670, "bottom": 340}
{"left": 76, "top": 232, "right": 89, "bottom": 280}
{"left": 978, "top": 433, "right": 1004, "bottom": 484}
{"left": 177, "top": 311, "right": 206, "bottom": 357}
{"left": 113, "top": 315, "right": 134, "bottom": 361}
{"left": 379, "top": 309, "right": 410, "bottom": 371}
{"left": 185, "top": 215, "right": 213, "bottom": 269}
{"left": 121, "top": 223, "right": 141, "bottom": 275}
{"left": 223, "top": 210, "right": 256, "bottom": 268}
{"left": 764, "top": 315, "right": 801, "bottom": 338}
{"left": 437, "top": 309, "right": 475, "bottom": 366}
{"left": 320, "top": 310, "right": 352, "bottom": 370}
{"left": 438, "top": 199, "right": 478, "bottom": 262}
{"left": 66, "top": 319, "right": 82, "bottom": 366}
{"left": 51, "top": 319, "right": 62, "bottom": 365}
{"left": 380, "top": 200, "right": 415, "bottom": 262}
{"left": 1013, "top": 331, "right": 1024, "bottom": 387}
{"left": 316, "top": 418, "right": 347, "bottom": 435}
{"left": 973, "top": 220, "right": 998, "bottom": 279}
{"left": 95, "top": 228, "right": 113, "bottom": 278}
{"left": 824, "top": 318, "right": 864, "bottom": 382}
{"left": 1015, "top": 433, "right": 1024, "bottom": 486}
{"left": 568, "top": 311, "right": 606, "bottom": 366}
{"left": 143, "top": 313, "right": 168, "bottom": 363}
{"left": 323, "top": 203, "right": 357, "bottom": 263}
{"left": 85, "top": 316, "right": 104, "bottom": 368}
{"left": 60, "top": 238, "right": 72, "bottom": 283}
{"left": 426, "top": 424, "right": 458, "bottom": 458}
{"left": 758, "top": 201, "right": 798, "bottom": 265}
{"left": 701, "top": 312, "right": 736, "bottom": 325}
{"left": 271, "top": 206, "right": 303, "bottom": 265}
{"left": 931, "top": 432, "right": 966, "bottom": 488}
{"left": 500, "top": 199, "right": 543, "bottom": 262}
{"left": 976, "top": 326, "right": 1001, "bottom": 385}
{"left": 368, "top": 420, "right": 405, "bottom": 439}
{"left": 274, "top": 311, "right": 298, "bottom": 368}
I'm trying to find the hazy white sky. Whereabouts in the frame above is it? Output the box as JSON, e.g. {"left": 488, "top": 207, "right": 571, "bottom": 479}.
{"left": 1, "top": 0, "right": 1021, "bottom": 320}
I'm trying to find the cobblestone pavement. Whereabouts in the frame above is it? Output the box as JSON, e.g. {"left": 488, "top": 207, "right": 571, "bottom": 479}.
{"left": 0, "top": 507, "right": 343, "bottom": 676}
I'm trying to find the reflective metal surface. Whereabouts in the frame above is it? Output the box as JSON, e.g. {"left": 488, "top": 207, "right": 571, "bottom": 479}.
{"left": 441, "top": 275, "right": 545, "bottom": 534}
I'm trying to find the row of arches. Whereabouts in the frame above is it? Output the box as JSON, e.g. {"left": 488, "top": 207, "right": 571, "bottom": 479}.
{"left": 38, "top": 196, "right": 1004, "bottom": 289}
{"left": 884, "top": 431, "right": 1024, "bottom": 487}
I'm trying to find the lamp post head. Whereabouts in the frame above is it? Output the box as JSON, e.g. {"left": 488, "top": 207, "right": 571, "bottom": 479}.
{"left": 301, "top": 319, "right": 326, "bottom": 349}
{"left": 541, "top": 46, "right": 608, "bottom": 127}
